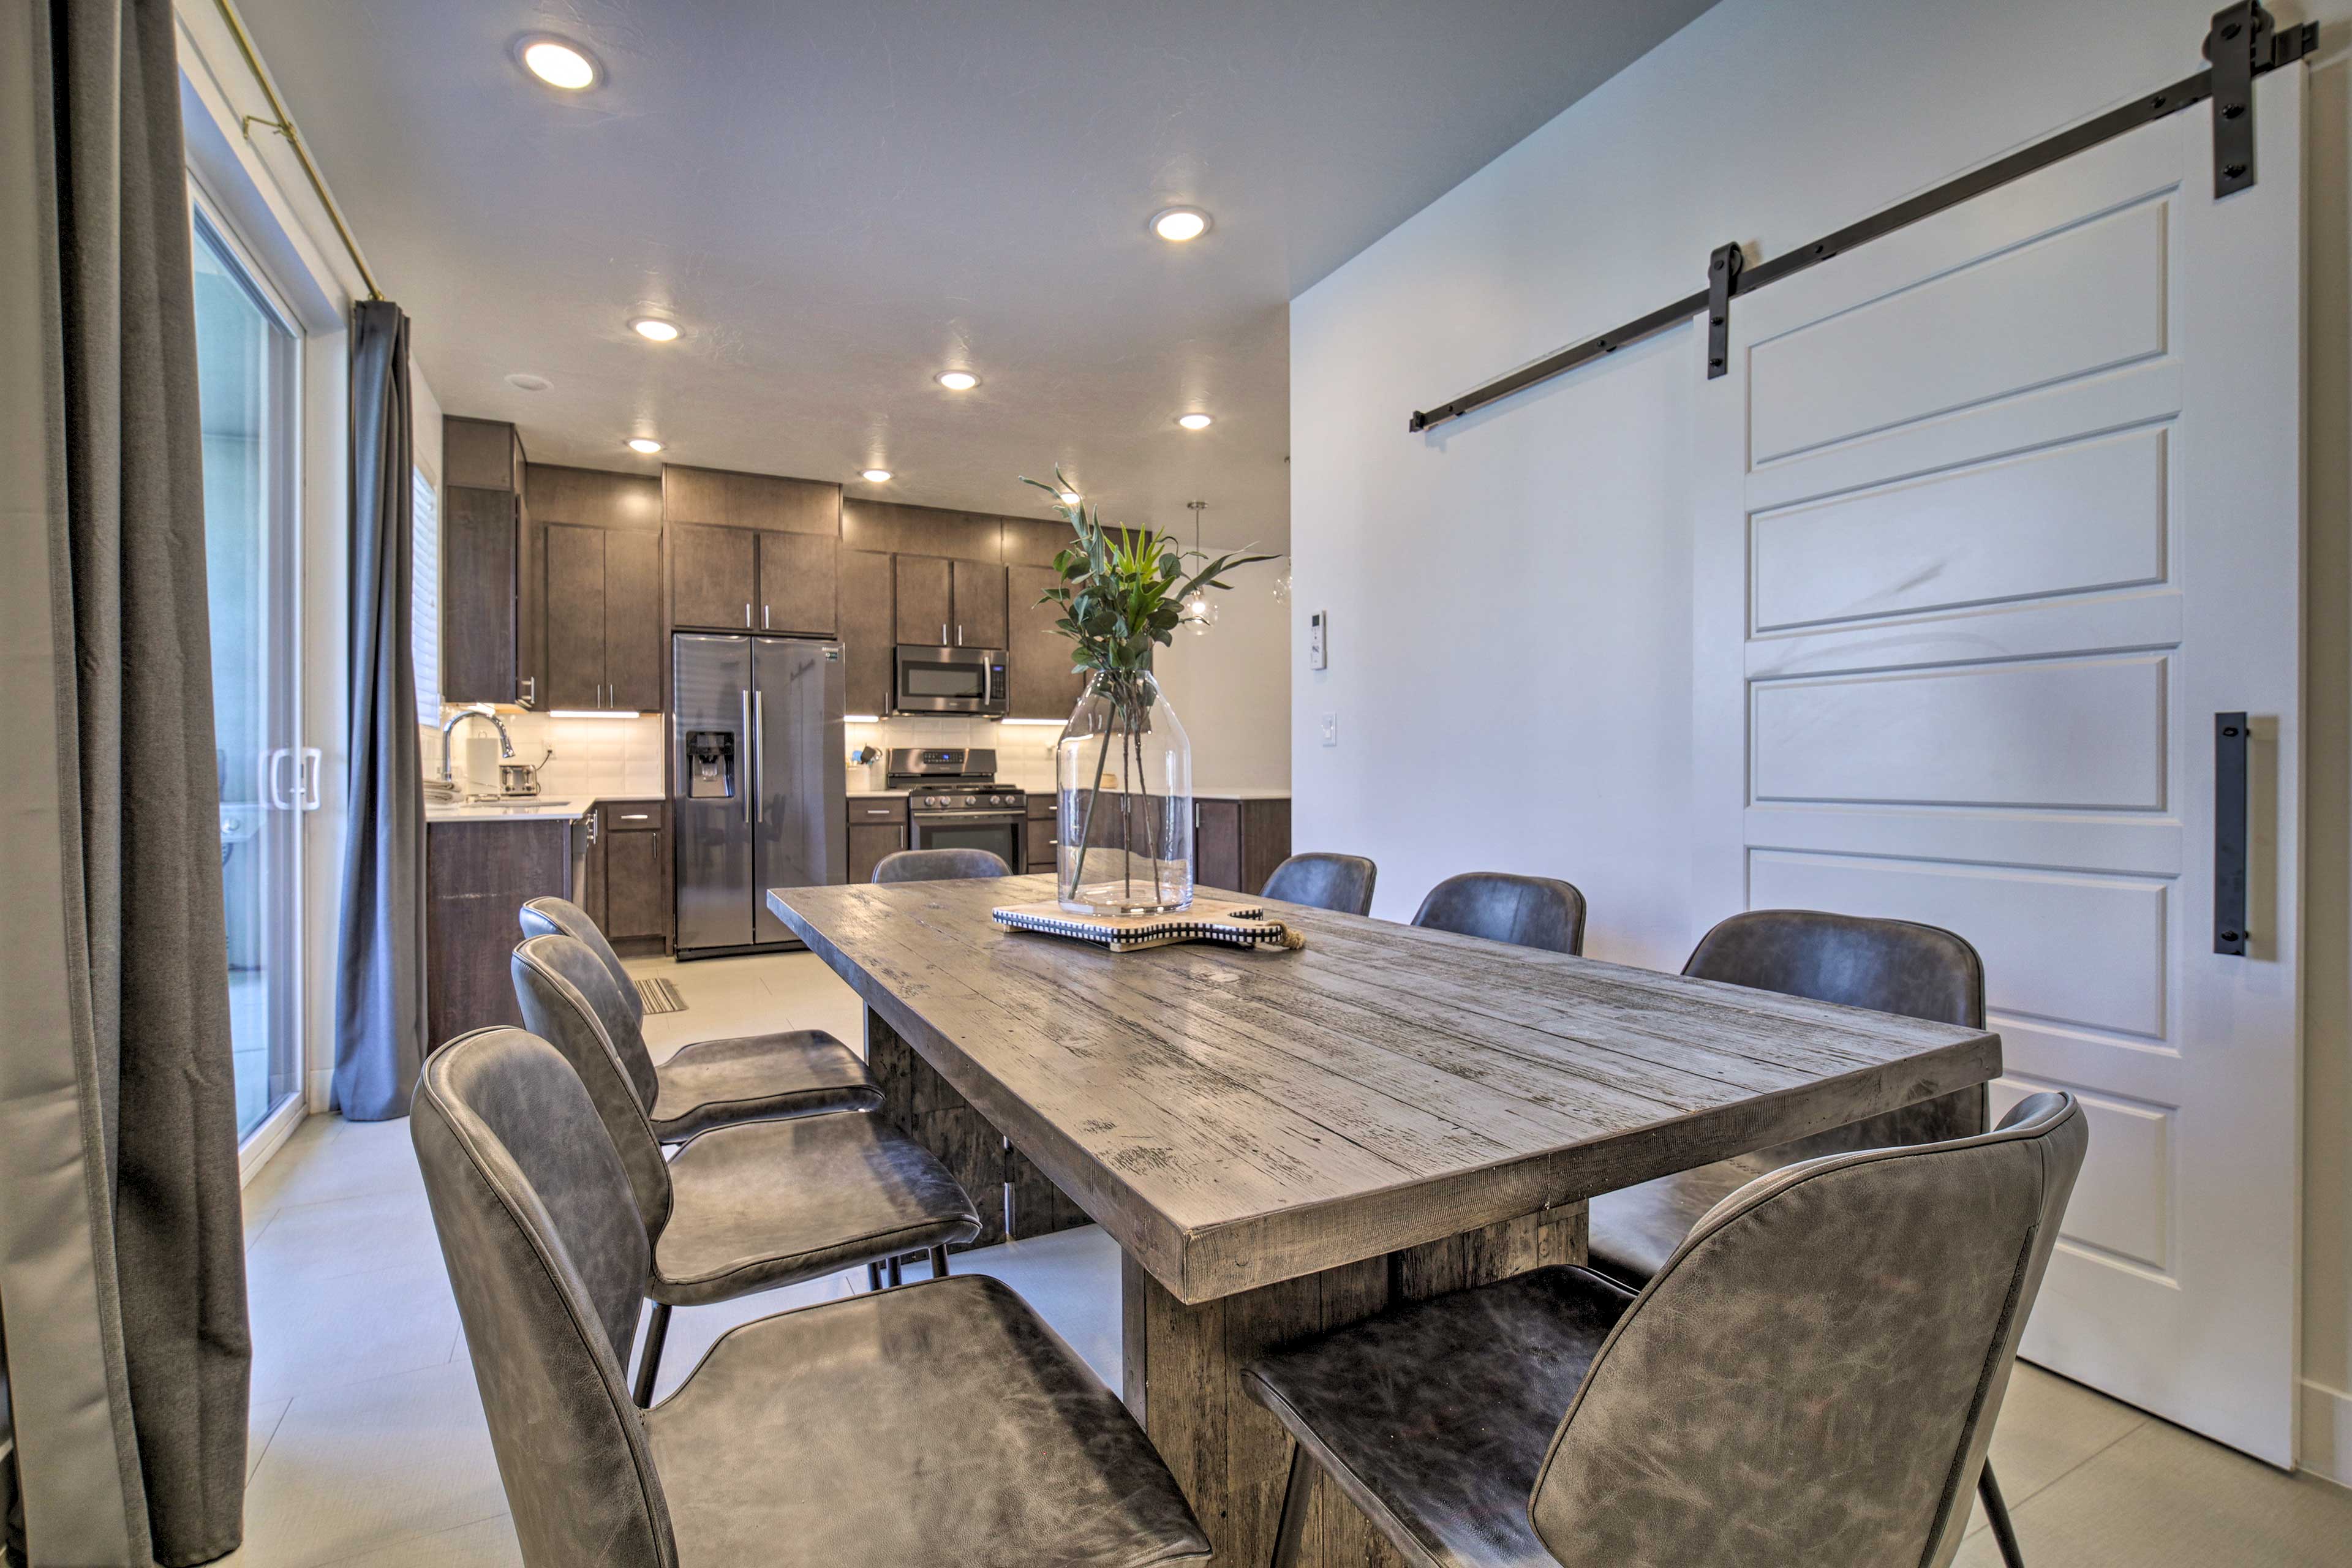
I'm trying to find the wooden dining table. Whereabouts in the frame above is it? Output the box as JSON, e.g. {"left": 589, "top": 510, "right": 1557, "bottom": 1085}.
{"left": 769, "top": 873, "right": 2000, "bottom": 1567}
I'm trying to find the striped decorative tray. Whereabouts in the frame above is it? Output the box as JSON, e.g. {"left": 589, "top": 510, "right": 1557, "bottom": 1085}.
{"left": 992, "top": 897, "right": 1305, "bottom": 954}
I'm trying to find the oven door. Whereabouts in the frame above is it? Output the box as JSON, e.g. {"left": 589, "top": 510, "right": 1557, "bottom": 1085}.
{"left": 894, "top": 645, "right": 1007, "bottom": 715}
{"left": 908, "top": 809, "right": 1025, "bottom": 870}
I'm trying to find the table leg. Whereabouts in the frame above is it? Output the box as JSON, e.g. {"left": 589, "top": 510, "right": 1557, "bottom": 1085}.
{"left": 1122, "top": 1205, "right": 1586, "bottom": 1567}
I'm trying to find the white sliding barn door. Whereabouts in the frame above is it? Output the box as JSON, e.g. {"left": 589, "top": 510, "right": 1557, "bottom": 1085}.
{"left": 1695, "top": 68, "right": 2304, "bottom": 1464}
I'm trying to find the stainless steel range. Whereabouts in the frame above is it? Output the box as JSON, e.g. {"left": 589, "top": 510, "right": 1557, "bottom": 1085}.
{"left": 890, "top": 748, "right": 1025, "bottom": 869}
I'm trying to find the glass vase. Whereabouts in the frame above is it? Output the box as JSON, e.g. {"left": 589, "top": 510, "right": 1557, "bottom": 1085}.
{"left": 1055, "top": 670, "right": 1193, "bottom": 914}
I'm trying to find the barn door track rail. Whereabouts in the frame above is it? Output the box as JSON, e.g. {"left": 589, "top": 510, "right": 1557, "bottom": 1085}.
{"left": 1406, "top": 4, "right": 2316, "bottom": 432}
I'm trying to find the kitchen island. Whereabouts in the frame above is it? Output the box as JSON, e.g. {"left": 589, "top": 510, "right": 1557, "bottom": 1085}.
{"left": 769, "top": 873, "right": 1998, "bottom": 1567}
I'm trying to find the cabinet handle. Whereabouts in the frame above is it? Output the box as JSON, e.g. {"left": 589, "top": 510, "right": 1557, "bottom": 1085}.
{"left": 518, "top": 675, "right": 536, "bottom": 709}
{"left": 763, "top": 605, "right": 771, "bottom": 630}
{"left": 619, "top": 812, "right": 652, "bottom": 822}
{"left": 745, "top": 603, "right": 753, "bottom": 628}
{"left": 956, "top": 622, "right": 963, "bottom": 646}
{"left": 940, "top": 621, "right": 949, "bottom": 644}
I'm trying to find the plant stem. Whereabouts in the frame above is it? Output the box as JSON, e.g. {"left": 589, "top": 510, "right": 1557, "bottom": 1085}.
{"left": 1066, "top": 689, "right": 1116, "bottom": 903}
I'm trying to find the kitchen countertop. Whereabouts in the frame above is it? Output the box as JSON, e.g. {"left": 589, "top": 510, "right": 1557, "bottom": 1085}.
{"left": 1191, "top": 786, "right": 1292, "bottom": 800}
{"left": 424, "top": 795, "right": 592, "bottom": 823}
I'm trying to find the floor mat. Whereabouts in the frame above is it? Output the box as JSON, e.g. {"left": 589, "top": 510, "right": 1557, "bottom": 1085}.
{"left": 636, "top": 977, "right": 686, "bottom": 1015}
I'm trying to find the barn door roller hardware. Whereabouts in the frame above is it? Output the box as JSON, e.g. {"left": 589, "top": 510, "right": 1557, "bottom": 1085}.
{"left": 1408, "top": 6, "right": 2316, "bottom": 431}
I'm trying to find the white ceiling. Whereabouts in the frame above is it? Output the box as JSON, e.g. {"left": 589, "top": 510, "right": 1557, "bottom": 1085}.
{"left": 237, "top": 0, "right": 1715, "bottom": 549}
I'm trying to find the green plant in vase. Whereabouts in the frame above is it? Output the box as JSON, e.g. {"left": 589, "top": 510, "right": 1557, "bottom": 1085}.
{"left": 1021, "top": 472, "right": 1272, "bottom": 909}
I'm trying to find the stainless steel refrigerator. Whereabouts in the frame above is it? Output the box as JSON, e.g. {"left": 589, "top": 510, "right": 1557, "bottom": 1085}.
{"left": 671, "top": 633, "right": 847, "bottom": 957}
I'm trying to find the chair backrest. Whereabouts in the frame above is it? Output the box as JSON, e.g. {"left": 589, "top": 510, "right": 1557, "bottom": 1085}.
{"left": 1261, "top": 853, "right": 1378, "bottom": 916}
{"left": 510, "top": 933, "right": 674, "bottom": 1233}
{"left": 1411, "top": 872, "right": 1587, "bottom": 956}
{"left": 519, "top": 895, "right": 641, "bottom": 1026}
{"left": 873, "top": 846, "right": 1012, "bottom": 883}
{"left": 411, "top": 1027, "right": 673, "bottom": 1567}
{"left": 1530, "top": 1091, "right": 2086, "bottom": 1568}
{"left": 1684, "top": 908, "right": 1985, "bottom": 1157}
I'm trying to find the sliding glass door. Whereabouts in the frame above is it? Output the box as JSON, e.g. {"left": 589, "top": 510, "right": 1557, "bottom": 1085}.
{"left": 192, "top": 210, "right": 303, "bottom": 1140}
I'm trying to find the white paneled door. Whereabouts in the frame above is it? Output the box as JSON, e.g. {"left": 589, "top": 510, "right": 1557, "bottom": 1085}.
{"left": 1695, "top": 68, "right": 2304, "bottom": 1464}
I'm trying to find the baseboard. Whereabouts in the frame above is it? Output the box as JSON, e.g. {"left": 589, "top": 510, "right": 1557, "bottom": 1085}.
{"left": 237, "top": 1096, "right": 304, "bottom": 1186}
{"left": 306, "top": 1066, "right": 336, "bottom": 1114}
{"left": 2304, "top": 1379, "right": 2352, "bottom": 1491}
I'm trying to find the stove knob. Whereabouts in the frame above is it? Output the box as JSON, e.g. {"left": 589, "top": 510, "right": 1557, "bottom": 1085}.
{"left": 924, "top": 794, "right": 940, "bottom": 807}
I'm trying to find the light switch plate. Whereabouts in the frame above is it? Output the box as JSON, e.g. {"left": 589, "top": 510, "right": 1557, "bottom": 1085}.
{"left": 1319, "top": 712, "right": 1338, "bottom": 747}
{"left": 1308, "top": 611, "right": 1327, "bottom": 669}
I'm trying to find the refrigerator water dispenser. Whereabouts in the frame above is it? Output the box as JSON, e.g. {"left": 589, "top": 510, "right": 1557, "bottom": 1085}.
{"left": 684, "top": 731, "right": 736, "bottom": 799}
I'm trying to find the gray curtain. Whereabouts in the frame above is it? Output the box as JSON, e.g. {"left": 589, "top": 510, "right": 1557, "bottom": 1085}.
{"left": 0, "top": 1, "right": 253, "bottom": 1563}
{"left": 332, "top": 301, "right": 427, "bottom": 1120}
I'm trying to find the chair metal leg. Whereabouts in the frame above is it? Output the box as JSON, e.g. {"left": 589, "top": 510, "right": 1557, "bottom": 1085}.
{"left": 632, "top": 1302, "right": 671, "bottom": 1409}
{"left": 930, "top": 1244, "right": 950, "bottom": 1278}
{"left": 867, "top": 1261, "right": 883, "bottom": 1292}
{"left": 1269, "top": 1441, "right": 1314, "bottom": 1568}
{"left": 887, "top": 1254, "right": 903, "bottom": 1288}
{"left": 1978, "top": 1460, "right": 2026, "bottom": 1568}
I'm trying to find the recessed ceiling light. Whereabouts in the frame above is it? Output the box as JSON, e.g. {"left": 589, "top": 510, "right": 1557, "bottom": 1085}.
{"left": 505, "top": 372, "right": 551, "bottom": 392}
{"left": 1057, "top": 489, "right": 1081, "bottom": 505}
{"left": 630, "top": 316, "right": 682, "bottom": 342}
{"left": 519, "top": 37, "right": 598, "bottom": 91}
{"left": 1150, "top": 206, "right": 1212, "bottom": 243}
{"left": 627, "top": 437, "right": 664, "bottom": 454}
{"left": 935, "top": 370, "right": 979, "bottom": 391}
{"left": 861, "top": 468, "right": 893, "bottom": 483}
{"left": 1176, "top": 412, "right": 1214, "bottom": 431}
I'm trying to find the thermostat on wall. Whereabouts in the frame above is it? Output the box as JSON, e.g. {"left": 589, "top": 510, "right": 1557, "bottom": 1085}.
{"left": 1308, "top": 611, "right": 1327, "bottom": 670}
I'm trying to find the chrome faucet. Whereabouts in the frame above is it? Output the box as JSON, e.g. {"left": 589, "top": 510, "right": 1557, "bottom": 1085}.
{"left": 439, "top": 707, "right": 514, "bottom": 785}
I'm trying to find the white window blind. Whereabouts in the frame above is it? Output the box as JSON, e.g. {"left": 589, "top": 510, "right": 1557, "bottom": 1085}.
{"left": 412, "top": 466, "right": 441, "bottom": 726}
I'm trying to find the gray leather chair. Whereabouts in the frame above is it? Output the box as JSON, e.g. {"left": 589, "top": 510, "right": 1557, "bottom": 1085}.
{"left": 1586, "top": 907, "right": 2027, "bottom": 1564}
{"left": 1243, "top": 1093, "right": 2086, "bottom": 1568}
{"left": 873, "top": 846, "right": 1012, "bottom": 882}
{"left": 511, "top": 933, "right": 981, "bottom": 1403}
{"left": 1261, "top": 852, "right": 1378, "bottom": 916}
{"left": 517, "top": 895, "right": 879, "bottom": 1140}
{"left": 412, "top": 1027, "right": 1211, "bottom": 1568}
{"left": 1411, "top": 872, "right": 1586, "bottom": 955}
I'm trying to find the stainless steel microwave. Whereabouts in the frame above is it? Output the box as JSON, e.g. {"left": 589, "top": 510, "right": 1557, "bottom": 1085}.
{"left": 893, "top": 644, "right": 1007, "bottom": 716}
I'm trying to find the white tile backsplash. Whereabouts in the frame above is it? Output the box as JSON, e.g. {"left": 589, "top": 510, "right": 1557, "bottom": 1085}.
{"left": 423, "top": 708, "right": 664, "bottom": 800}
{"left": 847, "top": 715, "right": 1061, "bottom": 792}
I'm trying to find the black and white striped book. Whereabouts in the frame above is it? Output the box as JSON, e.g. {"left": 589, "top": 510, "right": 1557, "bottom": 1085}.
{"left": 991, "top": 897, "right": 1305, "bottom": 954}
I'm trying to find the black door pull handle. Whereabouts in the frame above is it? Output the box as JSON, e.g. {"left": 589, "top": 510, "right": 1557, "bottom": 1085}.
{"left": 2215, "top": 712, "right": 2248, "bottom": 956}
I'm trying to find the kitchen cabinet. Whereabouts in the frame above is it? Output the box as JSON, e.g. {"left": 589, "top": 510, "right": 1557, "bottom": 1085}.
{"left": 1006, "top": 563, "right": 1084, "bottom": 720}
{"left": 847, "top": 820, "right": 908, "bottom": 884}
{"left": 441, "top": 485, "right": 518, "bottom": 704}
{"left": 663, "top": 466, "right": 839, "bottom": 535}
{"left": 951, "top": 559, "right": 1008, "bottom": 647}
{"left": 426, "top": 815, "right": 584, "bottom": 1049}
{"left": 668, "top": 522, "right": 760, "bottom": 630}
{"left": 586, "top": 799, "right": 669, "bottom": 951}
{"left": 1025, "top": 794, "right": 1057, "bottom": 875}
{"left": 671, "top": 522, "right": 839, "bottom": 636}
{"left": 839, "top": 549, "right": 894, "bottom": 716}
{"left": 1192, "top": 796, "right": 1292, "bottom": 896}
{"left": 544, "top": 523, "right": 662, "bottom": 710}
{"left": 892, "top": 555, "right": 1003, "bottom": 649}
{"left": 893, "top": 555, "right": 953, "bottom": 645}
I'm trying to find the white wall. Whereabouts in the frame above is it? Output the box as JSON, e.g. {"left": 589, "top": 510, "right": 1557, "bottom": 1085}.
{"left": 1155, "top": 559, "right": 1293, "bottom": 794}
{"left": 1291, "top": 0, "right": 2352, "bottom": 1481}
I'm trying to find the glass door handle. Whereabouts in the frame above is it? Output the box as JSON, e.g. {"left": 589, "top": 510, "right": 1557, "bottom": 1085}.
{"left": 263, "top": 747, "right": 294, "bottom": 810}
{"left": 298, "top": 747, "right": 322, "bottom": 811}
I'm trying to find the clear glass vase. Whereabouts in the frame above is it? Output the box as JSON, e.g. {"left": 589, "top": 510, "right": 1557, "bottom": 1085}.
{"left": 1055, "top": 671, "right": 1193, "bottom": 914}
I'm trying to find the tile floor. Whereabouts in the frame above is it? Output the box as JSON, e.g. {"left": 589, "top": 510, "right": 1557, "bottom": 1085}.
{"left": 229, "top": 950, "right": 2352, "bottom": 1566}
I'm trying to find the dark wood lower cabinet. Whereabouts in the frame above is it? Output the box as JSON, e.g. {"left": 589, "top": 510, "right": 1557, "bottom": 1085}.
{"left": 583, "top": 799, "right": 670, "bottom": 954}
{"left": 846, "top": 820, "right": 907, "bottom": 884}
{"left": 1194, "top": 796, "right": 1292, "bottom": 895}
{"left": 425, "top": 817, "right": 583, "bottom": 1050}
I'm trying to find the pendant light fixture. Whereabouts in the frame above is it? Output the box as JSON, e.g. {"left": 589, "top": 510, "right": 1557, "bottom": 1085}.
{"left": 1270, "top": 555, "right": 1292, "bottom": 604}
{"left": 1180, "top": 500, "right": 1218, "bottom": 634}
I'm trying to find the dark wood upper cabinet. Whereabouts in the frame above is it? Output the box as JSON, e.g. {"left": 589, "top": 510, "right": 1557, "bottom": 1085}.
{"left": 603, "top": 530, "right": 663, "bottom": 710}
{"left": 893, "top": 555, "right": 953, "bottom": 645}
{"left": 845, "top": 499, "right": 999, "bottom": 560}
{"left": 443, "top": 417, "right": 524, "bottom": 492}
{"left": 544, "top": 522, "right": 663, "bottom": 710}
{"left": 442, "top": 485, "right": 518, "bottom": 704}
{"left": 663, "top": 466, "right": 839, "bottom": 534}
{"left": 840, "top": 549, "right": 894, "bottom": 717}
{"left": 541, "top": 522, "right": 606, "bottom": 709}
{"left": 1001, "top": 516, "right": 1071, "bottom": 567}
{"left": 758, "top": 531, "right": 838, "bottom": 636}
{"left": 951, "top": 559, "right": 1008, "bottom": 648}
{"left": 669, "top": 522, "right": 759, "bottom": 630}
{"left": 1006, "top": 563, "right": 1084, "bottom": 720}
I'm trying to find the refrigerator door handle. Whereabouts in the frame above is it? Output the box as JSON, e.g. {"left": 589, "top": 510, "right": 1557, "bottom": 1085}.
{"left": 741, "top": 690, "right": 755, "bottom": 824}
{"left": 753, "top": 692, "right": 767, "bottom": 823}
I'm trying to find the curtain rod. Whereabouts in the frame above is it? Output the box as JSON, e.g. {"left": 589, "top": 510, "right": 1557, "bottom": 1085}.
{"left": 208, "top": 0, "right": 384, "bottom": 302}
{"left": 1407, "top": 5, "right": 2315, "bottom": 433}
